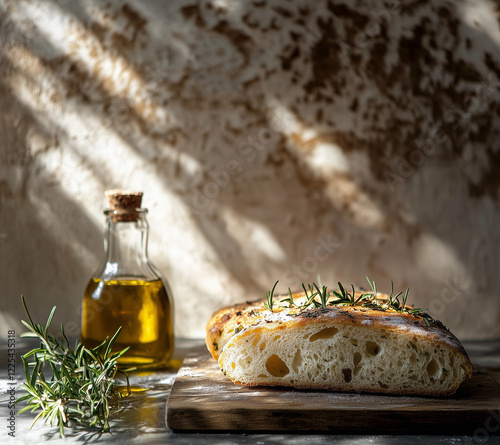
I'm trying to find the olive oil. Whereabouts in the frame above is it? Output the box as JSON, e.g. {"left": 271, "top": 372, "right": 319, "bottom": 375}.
{"left": 82, "top": 278, "right": 174, "bottom": 368}
{"left": 81, "top": 190, "right": 175, "bottom": 369}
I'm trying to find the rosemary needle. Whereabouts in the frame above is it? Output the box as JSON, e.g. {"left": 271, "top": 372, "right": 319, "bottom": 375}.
{"left": 16, "top": 296, "right": 134, "bottom": 437}
{"left": 263, "top": 280, "right": 279, "bottom": 311}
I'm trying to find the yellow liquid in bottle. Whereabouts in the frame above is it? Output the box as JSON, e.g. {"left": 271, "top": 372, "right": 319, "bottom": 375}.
{"left": 81, "top": 278, "right": 174, "bottom": 369}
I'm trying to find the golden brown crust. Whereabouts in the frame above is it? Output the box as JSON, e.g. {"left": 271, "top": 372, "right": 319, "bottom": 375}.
{"left": 206, "top": 299, "right": 264, "bottom": 360}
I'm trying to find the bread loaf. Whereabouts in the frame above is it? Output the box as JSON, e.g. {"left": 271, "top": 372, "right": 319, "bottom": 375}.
{"left": 206, "top": 286, "right": 473, "bottom": 396}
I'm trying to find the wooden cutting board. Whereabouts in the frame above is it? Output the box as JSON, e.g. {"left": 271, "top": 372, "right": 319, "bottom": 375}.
{"left": 166, "top": 347, "right": 500, "bottom": 434}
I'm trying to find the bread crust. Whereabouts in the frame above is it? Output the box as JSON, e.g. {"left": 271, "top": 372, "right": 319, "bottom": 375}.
{"left": 206, "top": 292, "right": 474, "bottom": 395}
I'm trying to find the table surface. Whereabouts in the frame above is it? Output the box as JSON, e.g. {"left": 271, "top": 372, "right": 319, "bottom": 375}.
{"left": 1, "top": 337, "right": 500, "bottom": 444}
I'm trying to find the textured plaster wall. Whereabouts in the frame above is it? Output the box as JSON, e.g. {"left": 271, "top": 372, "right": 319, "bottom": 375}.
{"left": 0, "top": 0, "right": 499, "bottom": 339}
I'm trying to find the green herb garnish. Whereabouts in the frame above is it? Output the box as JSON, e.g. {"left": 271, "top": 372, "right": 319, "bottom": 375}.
{"left": 263, "top": 280, "right": 279, "bottom": 311}
{"left": 330, "top": 282, "right": 370, "bottom": 306}
{"left": 380, "top": 281, "right": 428, "bottom": 319}
{"left": 16, "top": 296, "right": 134, "bottom": 437}
{"left": 280, "top": 288, "right": 298, "bottom": 308}
{"left": 365, "top": 276, "right": 377, "bottom": 298}
{"left": 313, "top": 282, "right": 330, "bottom": 307}
{"left": 261, "top": 278, "right": 438, "bottom": 328}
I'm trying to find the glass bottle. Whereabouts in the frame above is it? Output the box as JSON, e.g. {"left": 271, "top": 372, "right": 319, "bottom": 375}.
{"left": 81, "top": 190, "right": 174, "bottom": 369}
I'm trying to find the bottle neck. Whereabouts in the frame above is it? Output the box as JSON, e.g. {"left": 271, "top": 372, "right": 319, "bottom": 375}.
{"left": 98, "top": 210, "right": 159, "bottom": 282}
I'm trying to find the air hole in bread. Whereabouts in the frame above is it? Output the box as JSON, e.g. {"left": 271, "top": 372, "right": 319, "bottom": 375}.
{"left": 231, "top": 362, "right": 235, "bottom": 369}
{"left": 378, "top": 381, "right": 389, "bottom": 389}
{"left": 292, "top": 349, "right": 302, "bottom": 373}
{"left": 353, "top": 352, "right": 363, "bottom": 376}
{"left": 309, "top": 327, "right": 339, "bottom": 342}
{"left": 342, "top": 368, "right": 352, "bottom": 383}
{"left": 259, "top": 342, "right": 266, "bottom": 351}
{"left": 266, "top": 354, "right": 290, "bottom": 377}
{"left": 426, "top": 359, "right": 439, "bottom": 377}
{"left": 366, "top": 341, "right": 380, "bottom": 356}
{"left": 410, "top": 353, "right": 417, "bottom": 364}
{"left": 252, "top": 335, "right": 261, "bottom": 347}
{"left": 353, "top": 352, "right": 362, "bottom": 367}
{"left": 350, "top": 338, "right": 358, "bottom": 347}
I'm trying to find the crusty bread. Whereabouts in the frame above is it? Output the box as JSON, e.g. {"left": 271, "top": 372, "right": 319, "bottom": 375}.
{"left": 206, "top": 291, "right": 473, "bottom": 396}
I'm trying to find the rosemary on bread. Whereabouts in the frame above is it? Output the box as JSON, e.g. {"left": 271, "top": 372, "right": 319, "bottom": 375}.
{"left": 264, "top": 277, "right": 437, "bottom": 327}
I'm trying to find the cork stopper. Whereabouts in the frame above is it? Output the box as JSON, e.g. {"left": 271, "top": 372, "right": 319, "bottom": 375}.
{"left": 105, "top": 189, "right": 144, "bottom": 222}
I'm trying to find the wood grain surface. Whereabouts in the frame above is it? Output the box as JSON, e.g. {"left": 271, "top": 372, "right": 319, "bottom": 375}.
{"left": 166, "top": 347, "right": 500, "bottom": 434}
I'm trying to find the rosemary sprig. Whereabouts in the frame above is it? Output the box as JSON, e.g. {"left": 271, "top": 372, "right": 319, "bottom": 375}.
{"left": 302, "top": 283, "right": 319, "bottom": 308}
{"left": 313, "top": 282, "right": 330, "bottom": 307}
{"left": 381, "top": 281, "right": 428, "bottom": 317}
{"left": 16, "top": 296, "right": 134, "bottom": 437}
{"left": 365, "top": 276, "right": 377, "bottom": 298}
{"left": 330, "top": 282, "right": 370, "bottom": 306}
{"left": 280, "top": 288, "right": 298, "bottom": 308}
{"left": 386, "top": 280, "right": 404, "bottom": 310}
{"left": 263, "top": 280, "right": 279, "bottom": 311}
